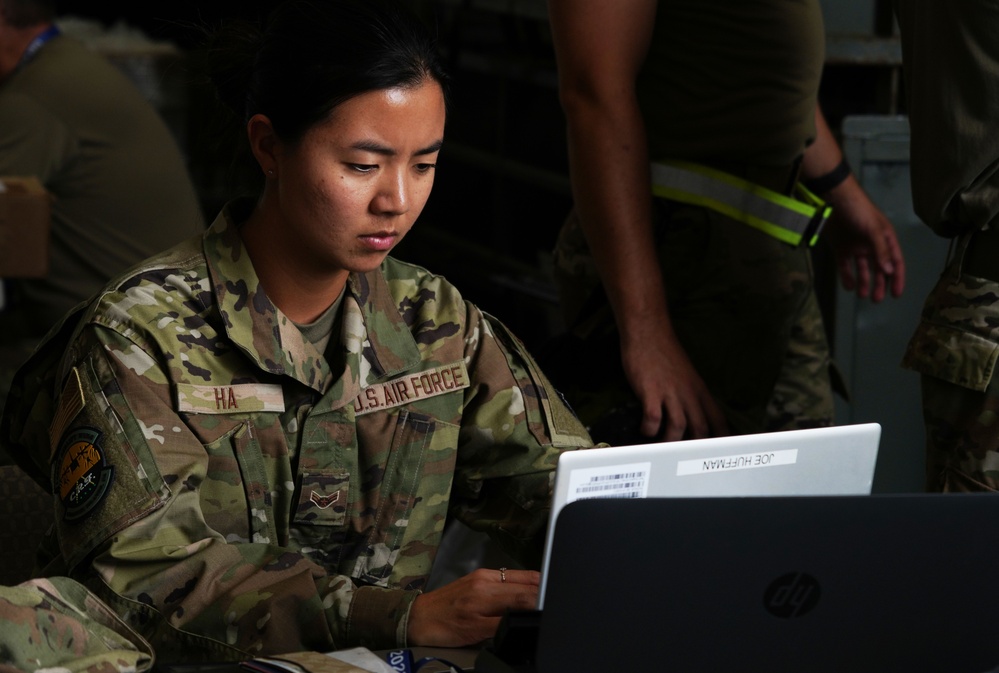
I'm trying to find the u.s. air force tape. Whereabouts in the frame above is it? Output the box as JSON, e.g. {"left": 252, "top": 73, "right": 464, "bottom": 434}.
{"left": 353, "top": 361, "right": 469, "bottom": 416}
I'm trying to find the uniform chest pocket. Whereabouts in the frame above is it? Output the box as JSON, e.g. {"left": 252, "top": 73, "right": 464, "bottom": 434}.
{"left": 295, "top": 469, "right": 350, "bottom": 527}
{"left": 346, "top": 409, "right": 461, "bottom": 587}
{"left": 290, "top": 469, "right": 352, "bottom": 569}
{"left": 200, "top": 420, "right": 275, "bottom": 544}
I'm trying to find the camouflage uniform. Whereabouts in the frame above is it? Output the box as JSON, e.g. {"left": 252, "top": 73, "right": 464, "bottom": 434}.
{"left": 902, "top": 239, "right": 999, "bottom": 491}
{"left": 0, "top": 201, "right": 593, "bottom": 661}
{"left": 0, "top": 576, "right": 153, "bottom": 673}
{"left": 548, "top": 0, "right": 833, "bottom": 443}
{"left": 893, "top": 2, "right": 999, "bottom": 491}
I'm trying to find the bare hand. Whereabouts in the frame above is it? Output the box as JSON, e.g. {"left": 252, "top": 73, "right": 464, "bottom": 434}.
{"left": 407, "top": 568, "right": 540, "bottom": 647}
{"left": 822, "top": 176, "right": 906, "bottom": 302}
{"left": 619, "top": 317, "right": 729, "bottom": 442}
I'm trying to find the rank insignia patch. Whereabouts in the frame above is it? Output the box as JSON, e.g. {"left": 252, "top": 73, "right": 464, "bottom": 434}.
{"left": 310, "top": 490, "right": 340, "bottom": 509}
{"left": 57, "top": 427, "right": 115, "bottom": 522}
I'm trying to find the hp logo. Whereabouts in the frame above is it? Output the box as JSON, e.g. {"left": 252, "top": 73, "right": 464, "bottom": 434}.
{"left": 763, "top": 572, "right": 821, "bottom": 618}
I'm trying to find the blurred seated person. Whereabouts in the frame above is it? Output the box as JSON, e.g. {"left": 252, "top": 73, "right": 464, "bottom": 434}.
{"left": 0, "top": 0, "right": 204, "bottom": 434}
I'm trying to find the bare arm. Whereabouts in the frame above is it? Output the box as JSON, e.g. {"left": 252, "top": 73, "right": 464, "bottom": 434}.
{"left": 803, "top": 106, "right": 906, "bottom": 301}
{"left": 549, "top": 0, "right": 727, "bottom": 441}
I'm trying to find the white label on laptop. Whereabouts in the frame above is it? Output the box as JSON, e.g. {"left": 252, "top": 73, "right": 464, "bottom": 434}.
{"left": 676, "top": 448, "right": 798, "bottom": 476}
{"left": 566, "top": 462, "right": 651, "bottom": 502}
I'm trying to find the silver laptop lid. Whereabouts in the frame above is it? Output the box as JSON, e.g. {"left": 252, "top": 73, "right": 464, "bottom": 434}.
{"left": 537, "top": 423, "right": 881, "bottom": 608}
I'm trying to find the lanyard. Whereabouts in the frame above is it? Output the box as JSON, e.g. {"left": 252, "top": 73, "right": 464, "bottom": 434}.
{"left": 17, "top": 24, "right": 60, "bottom": 73}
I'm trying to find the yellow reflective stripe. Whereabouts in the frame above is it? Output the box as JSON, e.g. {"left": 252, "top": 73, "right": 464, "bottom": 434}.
{"left": 652, "top": 161, "right": 815, "bottom": 232}
{"left": 650, "top": 160, "right": 830, "bottom": 246}
{"left": 652, "top": 184, "right": 804, "bottom": 246}
{"left": 794, "top": 182, "right": 833, "bottom": 247}
{"left": 665, "top": 159, "right": 815, "bottom": 217}
{"left": 795, "top": 182, "right": 823, "bottom": 206}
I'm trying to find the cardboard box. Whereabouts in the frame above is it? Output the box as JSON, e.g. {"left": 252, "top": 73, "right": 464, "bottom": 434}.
{"left": 0, "top": 176, "right": 50, "bottom": 278}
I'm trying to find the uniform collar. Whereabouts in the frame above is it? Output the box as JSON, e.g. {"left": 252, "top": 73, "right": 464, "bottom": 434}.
{"left": 202, "top": 201, "right": 421, "bottom": 398}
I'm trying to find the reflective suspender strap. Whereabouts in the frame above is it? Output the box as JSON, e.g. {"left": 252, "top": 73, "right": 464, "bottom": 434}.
{"left": 650, "top": 160, "right": 832, "bottom": 247}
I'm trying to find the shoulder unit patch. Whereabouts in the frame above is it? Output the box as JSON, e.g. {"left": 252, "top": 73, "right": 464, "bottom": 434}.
{"left": 57, "top": 427, "right": 115, "bottom": 522}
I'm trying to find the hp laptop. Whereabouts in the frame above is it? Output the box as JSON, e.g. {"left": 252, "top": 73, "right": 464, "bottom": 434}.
{"left": 537, "top": 423, "right": 881, "bottom": 607}
{"left": 536, "top": 495, "right": 999, "bottom": 673}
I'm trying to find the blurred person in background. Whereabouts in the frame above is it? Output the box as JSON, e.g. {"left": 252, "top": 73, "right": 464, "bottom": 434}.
{"left": 894, "top": 2, "right": 999, "bottom": 492}
{"left": 0, "top": 0, "right": 204, "bottom": 447}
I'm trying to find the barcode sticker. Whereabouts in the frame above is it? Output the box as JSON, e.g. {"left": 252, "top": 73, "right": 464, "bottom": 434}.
{"left": 565, "top": 462, "right": 651, "bottom": 504}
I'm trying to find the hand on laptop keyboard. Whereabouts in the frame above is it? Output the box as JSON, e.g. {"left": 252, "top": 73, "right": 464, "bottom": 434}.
{"left": 408, "top": 568, "right": 540, "bottom": 647}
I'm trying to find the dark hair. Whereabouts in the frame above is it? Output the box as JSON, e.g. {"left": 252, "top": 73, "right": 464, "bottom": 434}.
{"left": 205, "top": 0, "right": 449, "bottom": 146}
{"left": 1, "top": 0, "right": 56, "bottom": 27}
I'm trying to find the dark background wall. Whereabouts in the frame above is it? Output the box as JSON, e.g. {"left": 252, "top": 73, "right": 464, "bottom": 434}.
{"left": 56, "top": 2, "right": 280, "bottom": 44}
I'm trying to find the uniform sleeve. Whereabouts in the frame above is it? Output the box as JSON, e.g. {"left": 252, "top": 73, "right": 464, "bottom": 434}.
{"left": 0, "top": 577, "right": 153, "bottom": 673}
{"left": 450, "top": 304, "right": 594, "bottom": 567}
{"left": 51, "top": 325, "right": 415, "bottom": 659}
{"left": 0, "top": 92, "right": 76, "bottom": 181}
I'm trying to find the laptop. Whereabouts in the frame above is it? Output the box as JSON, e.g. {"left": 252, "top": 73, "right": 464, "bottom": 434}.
{"left": 536, "top": 494, "right": 999, "bottom": 673}
{"left": 537, "top": 423, "right": 881, "bottom": 607}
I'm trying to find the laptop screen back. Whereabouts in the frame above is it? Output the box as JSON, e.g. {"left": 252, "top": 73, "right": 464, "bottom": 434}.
{"left": 537, "top": 423, "right": 881, "bottom": 608}
{"left": 537, "top": 495, "right": 999, "bottom": 673}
